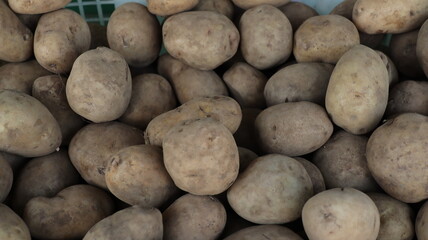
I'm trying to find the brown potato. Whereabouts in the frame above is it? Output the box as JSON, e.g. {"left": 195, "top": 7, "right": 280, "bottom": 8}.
{"left": 279, "top": 2, "right": 318, "bottom": 32}
{"left": 417, "top": 19, "right": 428, "bottom": 78}
{"left": 224, "top": 225, "right": 302, "bottom": 240}
{"left": 234, "top": 108, "right": 261, "bottom": 152}
{"left": 0, "top": 157, "right": 12, "bottom": 203}
{"left": 416, "top": 201, "right": 428, "bottom": 240}
{"left": 147, "top": 0, "right": 199, "bottom": 16}
{"left": 376, "top": 50, "right": 399, "bottom": 85}
{"left": 386, "top": 80, "right": 428, "bottom": 117}
{"left": 9, "top": 0, "right": 71, "bottom": 14}
{"left": 23, "top": 184, "right": 114, "bottom": 240}
{"left": 232, "top": 0, "right": 290, "bottom": 9}
{"left": 390, "top": 30, "right": 425, "bottom": 78}
{"left": 294, "top": 157, "right": 325, "bottom": 195}
{"left": 366, "top": 113, "right": 428, "bottom": 203}
{"left": 193, "top": 0, "right": 234, "bottom": 19}
{"left": 163, "top": 194, "right": 226, "bottom": 240}
{"left": 0, "top": 203, "right": 30, "bottom": 240}
{"left": 227, "top": 154, "right": 313, "bottom": 224}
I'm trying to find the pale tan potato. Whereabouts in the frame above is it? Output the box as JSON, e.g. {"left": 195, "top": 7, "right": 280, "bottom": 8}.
{"left": 417, "top": 19, "right": 428, "bottom": 78}
{"left": 0, "top": 203, "right": 31, "bottom": 240}
{"left": 163, "top": 194, "right": 226, "bottom": 240}
{"left": 234, "top": 108, "right": 261, "bottom": 152}
{"left": 0, "top": 157, "right": 12, "bottom": 202}
{"left": 294, "top": 15, "right": 359, "bottom": 64}
{"left": 228, "top": 154, "right": 313, "bottom": 224}
{"left": 325, "top": 44, "right": 389, "bottom": 135}
{"left": 88, "top": 22, "right": 108, "bottom": 49}
{"left": 147, "top": 0, "right": 199, "bottom": 16}
{"left": 0, "top": 0, "right": 33, "bottom": 62}
{"left": 294, "top": 157, "right": 325, "bottom": 195}
{"left": 23, "top": 184, "right": 114, "bottom": 240}
{"left": 34, "top": 9, "right": 91, "bottom": 74}
{"left": 390, "top": 30, "right": 425, "bottom": 78}
{"left": 83, "top": 206, "right": 163, "bottom": 240}
{"left": 9, "top": 0, "right": 71, "bottom": 14}
{"left": 232, "top": 0, "right": 290, "bottom": 9}
{"left": 386, "top": 80, "right": 428, "bottom": 117}
{"left": 353, "top": 0, "right": 428, "bottom": 34}
{"left": 376, "top": 50, "right": 399, "bottom": 85}
{"left": 66, "top": 47, "right": 132, "bottom": 123}
{"left": 416, "top": 201, "right": 428, "bottom": 240}
{"left": 163, "top": 11, "right": 239, "bottom": 70}
{"left": 223, "top": 62, "right": 267, "bottom": 108}
{"left": 366, "top": 113, "right": 428, "bottom": 203}
{"left": 0, "top": 90, "right": 62, "bottom": 157}
{"left": 255, "top": 101, "right": 333, "bottom": 157}
{"left": 238, "top": 147, "right": 258, "bottom": 172}
{"left": 68, "top": 122, "right": 145, "bottom": 189}
{"left": 107, "top": 3, "right": 161, "bottom": 67}
{"left": 303, "top": 188, "right": 380, "bottom": 240}
{"left": 224, "top": 225, "right": 302, "bottom": 240}
{"left": 367, "top": 192, "right": 415, "bottom": 240}
{"left": 193, "top": 0, "right": 234, "bottom": 19}
{"left": 163, "top": 118, "right": 239, "bottom": 195}
{"left": 279, "top": 2, "right": 318, "bottom": 32}
{"left": 145, "top": 95, "right": 242, "bottom": 147}
{"left": 264, "top": 63, "right": 334, "bottom": 107}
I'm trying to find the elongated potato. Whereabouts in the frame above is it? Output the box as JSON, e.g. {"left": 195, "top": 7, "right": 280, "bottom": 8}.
{"left": 417, "top": 19, "right": 428, "bottom": 78}
{"left": 9, "top": 0, "right": 71, "bottom": 14}
{"left": 147, "top": 0, "right": 199, "bottom": 16}
{"left": 224, "top": 225, "right": 302, "bottom": 240}
{"left": 232, "top": 0, "right": 290, "bottom": 9}
{"left": 0, "top": 204, "right": 31, "bottom": 240}
{"left": 0, "top": 157, "right": 12, "bottom": 203}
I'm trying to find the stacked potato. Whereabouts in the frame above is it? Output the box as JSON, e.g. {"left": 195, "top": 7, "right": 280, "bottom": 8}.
{"left": 0, "top": 0, "right": 428, "bottom": 239}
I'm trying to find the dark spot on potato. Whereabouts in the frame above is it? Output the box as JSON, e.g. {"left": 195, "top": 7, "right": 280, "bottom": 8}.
{"left": 272, "top": 125, "right": 277, "bottom": 131}
{"left": 97, "top": 167, "right": 105, "bottom": 175}
{"left": 23, "top": 34, "right": 30, "bottom": 41}
{"left": 409, "top": 11, "right": 415, "bottom": 16}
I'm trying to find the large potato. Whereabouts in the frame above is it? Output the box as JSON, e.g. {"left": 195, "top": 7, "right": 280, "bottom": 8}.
{"left": 325, "top": 44, "right": 389, "bottom": 135}
{"left": 239, "top": 4, "right": 293, "bottom": 70}
{"left": 107, "top": 3, "right": 160, "bottom": 67}
{"left": 83, "top": 206, "right": 163, "bottom": 240}
{"left": 69, "top": 122, "right": 145, "bottom": 189}
{"left": 9, "top": 0, "right": 71, "bottom": 14}
{"left": 366, "top": 113, "right": 428, "bottom": 203}
{"left": 66, "top": 47, "right": 132, "bottom": 123}
{"left": 295, "top": 157, "right": 326, "bottom": 195}
{"left": 163, "top": 118, "right": 239, "bottom": 195}
{"left": 386, "top": 80, "right": 428, "bottom": 117}
{"left": 302, "top": 188, "right": 380, "bottom": 240}
{"left": 232, "top": 0, "right": 290, "bottom": 9}
{"left": 0, "top": 90, "right": 62, "bottom": 157}
{"left": 163, "top": 194, "right": 226, "bottom": 240}
{"left": 23, "top": 184, "right": 114, "bottom": 240}
{"left": 255, "top": 101, "right": 333, "bottom": 157}
{"left": 0, "top": 157, "right": 12, "bottom": 202}
{"left": 163, "top": 11, "right": 239, "bottom": 70}
{"left": 417, "top": 19, "right": 428, "bottom": 78}
{"left": 417, "top": 201, "right": 428, "bottom": 240}
{"left": 224, "top": 225, "right": 302, "bottom": 240}
{"left": 34, "top": 9, "right": 90, "bottom": 74}
{"left": 147, "top": 0, "right": 199, "bottom": 16}
{"left": 193, "top": 0, "right": 234, "bottom": 19}
{"left": 279, "top": 2, "right": 318, "bottom": 32}
{"left": 0, "top": 204, "right": 30, "bottom": 240}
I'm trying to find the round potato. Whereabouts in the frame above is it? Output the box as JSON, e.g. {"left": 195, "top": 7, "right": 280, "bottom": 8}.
{"left": 416, "top": 201, "right": 428, "bottom": 240}
{"left": 232, "top": 0, "right": 290, "bottom": 9}
{"left": 294, "top": 157, "right": 326, "bottom": 195}
{"left": 279, "top": 2, "right": 318, "bottom": 32}
{"left": 163, "top": 194, "right": 226, "bottom": 240}
{"left": 224, "top": 225, "right": 302, "bottom": 240}
{"left": 34, "top": 9, "right": 90, "bottom": 73}
{"left": 147, "top": 0, "right": 199, "bottom": 16}
{"left": 233, "top": 108, "right": 262, "bottom": 152}
{"left": 163, "top": 11, "right": 239, "bottom": 70}
{"left": 417, "top": 19, "right": 428, "bottom": 78}
{"left": 376, "top": 50, "right": 399, "bottom": 85}
{"left": 0, "top": 157, "right": 12, "bottom": 202}
{"left": 302, "top": 188, "right": 380, "bottom": 240}
{"left": 193, "top": 0, "right": 234, "bottom": 19}
{"left": 9, "top": 0, "right": 71, "bottom": 14}
{"left": 386, "top": 80, "right": 428, "bottom": 117}
{"left": 0, "top": 204, "right": 31, "bottom": 240}
{"left": 366, "top": 113, "right": 428, "bottom": 203}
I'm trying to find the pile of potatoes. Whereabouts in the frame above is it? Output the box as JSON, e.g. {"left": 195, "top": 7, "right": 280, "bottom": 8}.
{"left": 1, "top": 0, "right": 428, "bottom": 239}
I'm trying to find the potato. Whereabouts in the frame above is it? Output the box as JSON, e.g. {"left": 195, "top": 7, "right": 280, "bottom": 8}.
{"left": 294, "top": 157, "right": 325, "bottom": 195}
{"left": 223, "top": 62, "right": 267, "bottom": 108}
{"left": 0, "top": 90, "right": 62, "bottom": 157}
{"left": 193, "top": 0, "right": 234, "bottom": 19}
{"left": 353, "top": 0, "right": 428, "bottom": 34}
{"left": 0, "top": 203, "right": 30, "bottom": 240}
{"left": 294, "top": 15, "right": 359, "bottom": 64}
{"left": 147, "top": 0, "right": 199, "bottom": 16}
{"left": 224, "top": 225, "right": 302, "bottom": 240}
{"left": 119, "top": 73, "right": 176, "bottom": 130}
{"left": 234, "top": 108, "right": 261, "bottom": 152}
{"left": 376, "top": 50, "right": 399, "bottom": 85}
{"left": 163, "top": 194, "right": 226, "bottom": 240}
{"left": 325, "top": 44, "right": 389, "bottom": 135}
{"left": 0, "top": 151, "right": 26, "bottom": 172}
{"left": 238, "top": 147, "right": 258, "bottom": 172}
{"left": 0, "top": 0, "right": 33, "bottom": 62}
{"left": 367, "top": 193, "right": 415, "bottom": 240}
{"left": 105, "top": 145, "right": 179, "bottom": 207}
{"left": 416, "top": 201, "right": 428, "bottom": 240}
{"left": 0, "top": 60, "right": 50, "bottom": 94}
{"left": 32, "top": 75, "right": 86, "bottom": 145}
{"left": 239, "top": 5, "right": 292, "bottom": 70}
{"left": 107, "top": 3, "right": 161, "bottom": 67}
{"left": 312, "top": 131, "right": 379, "bottom": 192}
{"left": 366, "top": 113, "right": 428, "bottom": 203}
{"left": 88, "top": 22, "right": 108, "bottom": 49}
{"left": 34, "top": 9, "right": 91, "bottom": 74}
{"left": 163, "top": 118, "right": 239, "bottom": 195}
{"left": 390, "top": 30, "right": 425, "bottom": 78}
{"left": 228, "top": 154, "right": 313, "bottom": 224}
{"left": 83, "top": 206, "right": 163, "bottom": 240}
{"left": 9, "top": 0, "right": 71, "bottom": 14}
{"left": 279, "top": 2, "right": 318, "bottom": 32}
{"left": 231, "top": 0, "right": 290, "bottom": 10}
{"left": 417, "top": 19, "right": 428, "bottom": 78}
{"left": 69, "top": 122, "right": 145, "bottom": 189}
{"left": 0, "top": 157, "right": 12, "bottom": 202}
{"left": 66, "top": 47, "right": 132, "bottom": 123}
{"left": 255, "top": 101, "right": 333, "bottom": 157}
{"left": 23, "top": 184, "right": 114, "bottom": 240}
{"left": 163, "top": 11, "right": 239, "bottom": 70}
{"left": 264, "top": 63, "right": 334, "bottom": 107}
{"left": 145, "top": 95, "right": 242, "bottom": 147}
{"left": 386, "top": 80, "right": 428, "bottom": 117}
{"left": 10, "top": 150, "right": 80, "bottom": 215}
{"left": 303, "top": 188, "right": 380, "bottom": 240}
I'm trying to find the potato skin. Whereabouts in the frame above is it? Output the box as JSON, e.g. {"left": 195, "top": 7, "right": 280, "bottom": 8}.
{"left": 147, "top": 0, "right": 199, "bottom": 16}
{"left": 0, "top": 157, "right": 12, "bottom": 202}
{"left": 9, "top": 0, "right": 71, "bottom": 14}
{"left": 193, "top": 0, "right": 234, "bottom": 19}
{"left": 294, "top": 157, "right": 325, "bottom": 195}
{"left": 232, "top": 0, "right": 290, "bottom": 9}
{"left": 0, "top": 203, "right": 31, "bottom": 240}
{"left": 416, "top": 201, "right": 428, "bottom": 240}
{"left": 224, "top": 225, "right": 302, "bottom": 240}
{"left": 417, "top": 19, "right": 428, "bottom": 78}
{"left": 386, "top": 80, "right": 428, "bottom": 117}
{"left": 366, "top": 113, "right": 428, "bottom": 203}
{"left": 279, "top": 2, "right": 318, "bottom": 32}
{"left": 390, "top": 30, "right": 425, "bottom": 78}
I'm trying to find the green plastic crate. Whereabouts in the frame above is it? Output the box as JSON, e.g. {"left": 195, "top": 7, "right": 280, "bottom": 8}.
{"left": 66, "top": 0, "right": 116, "bottom": 26}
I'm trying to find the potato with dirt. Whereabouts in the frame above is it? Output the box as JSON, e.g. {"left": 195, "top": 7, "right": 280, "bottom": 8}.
{"left": 0, "top": 204, "right": 31, "bottom": 240}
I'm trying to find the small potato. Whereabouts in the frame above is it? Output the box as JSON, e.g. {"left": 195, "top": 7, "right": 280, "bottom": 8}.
{"left": 9, "top": 0, "right": 71, "bottom": 14}
{"left": 366, "top": 113, "right": 428, "bottom": 203}
{"left": 224, "top": 225, "right": 302, "bottom": 240}
{"left": 386, "top": 80, "right": 428, "bottom": 117}
{"left": 83, "top": 206, "right": 163, "bottom": 240}
{"left": 34, "top": 9, "right": 90, "bottom": 74}
{"left": 416, "top": 201, "right": 428, "bottom": 240}
{"left": 279, "top": 2, "right": 318, "bottom": 32}
{"left": 163, "top": 11, "right": 239, "bottom": 70}
{"left": 0, "top": 157, "right": 12, "bottom": 202}
{"left": 163, "top": 118, "right": 239, "bottom": 195}
{"left": 376, "top": 50, "right": 399, "bottom": 85}
{"left": 264, "top": 63, "right": 334, "bottom": 107}
{"left": 255, "top": 101, "right": 333, "bottom": 157}
{"left": 0, "top": 90, "right": 62, "bottom": 157}
{"left": 303, "top": 188, "right": 380, "bottom": 240}
{"left": 0, "top": 204, "right": 30, "bottom": 240}
{"left": 238, "top": 147, "right": 258, "bottom": 172}
{"left": 69, "top": 122, "right": 145, "bottom": 189}
{"left": 232, "top": 0, "right": 290, "bottom": 9}
{"left": 147, "top": 0, "right": 199, "bottom": 16}
{"left": 193, "top": 0, "right": 234, "bottom": 19}
{"left": 163, "top": 194, "right": 226, "bottom": 240}
{"left": 66, "top": 47, "right": 132, "bottom": 123}
{"left": 107, "top": 3, "right": 161, "bottom": 67}
{"left": 234, "top": 108, "right": 261, "bottom": 152}
{"left": 227, "top": 154, "right": 313, "bottom": 224}
{"left": 417, "top": 19, "right": 428, "bottom": 78}
{"left": 294, "top": 15, "right": 359, "bottom": 64}
{"left": 23, "top": 184, "right": 114, "bottom": 240}
{"left": 294, "top": 157, "right": 325, "bottom": 194}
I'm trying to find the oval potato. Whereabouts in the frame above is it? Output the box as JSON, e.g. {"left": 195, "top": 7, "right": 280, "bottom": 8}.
{"left": 0, "top": 204, "right": 31, "bottom": 240}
